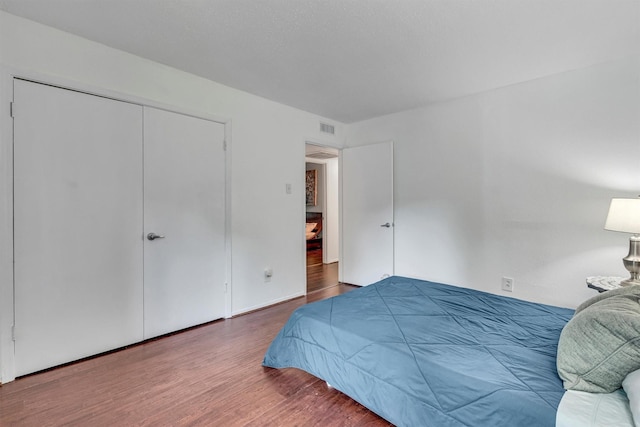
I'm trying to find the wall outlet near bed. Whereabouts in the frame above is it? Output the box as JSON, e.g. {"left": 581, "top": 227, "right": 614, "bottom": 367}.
{"left": 265, "top": 268, "right": 273, "bottom": 283}
{"left": 501, "top": 277, "right": 514, "bottom": 292}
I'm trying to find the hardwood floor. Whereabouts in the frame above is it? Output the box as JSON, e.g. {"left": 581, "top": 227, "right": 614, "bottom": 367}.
{"left": 0, "top": 284, "right": 391, "bottom": 426}
{"left": 306, "top": 248, "right": 339, "bottom": 293}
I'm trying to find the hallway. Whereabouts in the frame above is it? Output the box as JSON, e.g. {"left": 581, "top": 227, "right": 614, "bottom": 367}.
{"left": 306, "top": 248, "right": 338, "bottom": 293}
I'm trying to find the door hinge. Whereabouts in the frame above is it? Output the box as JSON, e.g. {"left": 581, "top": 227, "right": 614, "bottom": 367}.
{"left": 11, "top": 325, "right": 16, "bottom": 341}
{"left": 225, "top": 282, "right": 228, "bottom": 293}
{"left": 10, "top": 102, "right": 14, "bottom": 118}
{"left": 223, "top": 140, "right": 227, "bottom": 151}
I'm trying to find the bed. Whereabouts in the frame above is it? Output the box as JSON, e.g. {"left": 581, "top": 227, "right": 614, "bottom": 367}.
{"left": 266, "top": 275, "right": 627, "bottom": 426}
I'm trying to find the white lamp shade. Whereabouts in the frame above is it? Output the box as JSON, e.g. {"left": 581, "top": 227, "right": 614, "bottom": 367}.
{"left": 605, "top": 198, "right": 640, "bottom": 234}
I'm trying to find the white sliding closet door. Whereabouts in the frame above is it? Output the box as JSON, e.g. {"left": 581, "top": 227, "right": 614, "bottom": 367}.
{"left": 143, "top": 107, "right": 226, "bottom": 339}
{"left": 13, "top": 79, "right": 144, "bottom": 376}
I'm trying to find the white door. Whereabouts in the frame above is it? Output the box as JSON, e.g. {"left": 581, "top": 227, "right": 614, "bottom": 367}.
{"left": 341, "top": 141, "right": 394, "bottom": 286}
{"left": 13, "top": 79, "right": 144, "bottom": 376}
{"left": 143, "top": 107, "right": 226, "bottom": 339}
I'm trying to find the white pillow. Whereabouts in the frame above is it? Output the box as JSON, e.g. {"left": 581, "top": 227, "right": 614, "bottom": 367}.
{"left": 623, "top": 368, "right": 640, "bottom": 427}
{"left": 556, "top": 389, "right": 634, "bottom": 427}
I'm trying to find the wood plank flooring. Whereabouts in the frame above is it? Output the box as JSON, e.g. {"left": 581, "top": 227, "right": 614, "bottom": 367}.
{"left": 306, "top": 248, "right": 339, "bottom": 293}
{"left": 0, "top": 284, "right": 392, "bottom": 427}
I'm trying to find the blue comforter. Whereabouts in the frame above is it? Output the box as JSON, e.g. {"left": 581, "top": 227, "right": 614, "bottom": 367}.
{"left": 263, "top": 276, "right": 573, "bottom": 426}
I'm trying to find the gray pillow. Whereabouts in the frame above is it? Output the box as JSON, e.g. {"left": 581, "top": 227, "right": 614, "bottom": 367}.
{"left": 575, "top": 285, "right": 640, "bottom": 314}
{"left": 557, "top": 285, "right": 640, "bottom": 393}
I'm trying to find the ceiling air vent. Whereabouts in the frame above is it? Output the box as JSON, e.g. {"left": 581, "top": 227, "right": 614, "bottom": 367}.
{"left": 320, "top": 122, "right": 335, "bottom": 135}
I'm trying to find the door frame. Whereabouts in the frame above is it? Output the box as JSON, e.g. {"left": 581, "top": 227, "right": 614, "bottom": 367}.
{"left": 303, "top": 141, "right": 340, "bottom": 291}
{"left": 0, "top": 66, "right": 232, "bottom": 383}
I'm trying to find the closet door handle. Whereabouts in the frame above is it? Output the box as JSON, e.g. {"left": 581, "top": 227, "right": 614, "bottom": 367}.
{"left": 380, "top": 223, "right": 392, "bottom": 228}
{"left": 147, "top": 233, "right": 165, "bottom": 241}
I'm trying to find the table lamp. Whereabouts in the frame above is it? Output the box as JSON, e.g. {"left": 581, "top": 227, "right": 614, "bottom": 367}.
{"left": 604, "top": 197, "right": 640, "bottom": 286}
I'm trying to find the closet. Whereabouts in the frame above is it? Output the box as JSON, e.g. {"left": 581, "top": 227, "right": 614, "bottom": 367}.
{"left": 12, "top": 79, "right": 226, "bottom": 376}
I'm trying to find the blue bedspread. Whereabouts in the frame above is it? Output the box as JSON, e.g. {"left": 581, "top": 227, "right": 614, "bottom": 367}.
{"left": 263, "top": 276, "right": 574, "bottom": 426}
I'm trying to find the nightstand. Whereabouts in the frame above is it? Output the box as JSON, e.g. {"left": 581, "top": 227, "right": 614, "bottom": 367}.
{"left": 586, "top": 276, "right": 625, "bottom": 293}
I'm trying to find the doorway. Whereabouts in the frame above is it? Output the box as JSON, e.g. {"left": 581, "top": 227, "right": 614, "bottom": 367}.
{"left": 305, "top": 144, "right": 339, "bottom": 292}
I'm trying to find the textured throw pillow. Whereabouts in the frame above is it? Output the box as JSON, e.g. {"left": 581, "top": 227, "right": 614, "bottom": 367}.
{"left": 557, "top": 285, "right": 640, "bottom": 393}
{"left": 623, "top": 368, "right": 640, "bottom": 426}
{"left": 575, "top": 285, "right": 640, "bottom": 314}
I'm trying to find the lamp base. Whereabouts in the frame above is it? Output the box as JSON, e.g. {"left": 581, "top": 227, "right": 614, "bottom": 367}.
{"left": 621, "top": 235, "right": 640, "bottom": 287}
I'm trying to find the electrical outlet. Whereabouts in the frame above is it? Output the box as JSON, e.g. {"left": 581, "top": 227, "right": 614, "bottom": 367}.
{"left": 264, "top": 268, "right": 273, "bottom": 283}
{"left": 502, "top": 277, "right": 514, "bottom": 292}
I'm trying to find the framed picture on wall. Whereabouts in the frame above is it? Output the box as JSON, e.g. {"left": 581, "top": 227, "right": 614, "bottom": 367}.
{"left": 306, "top": 169, "right": 317, "bottom": 206}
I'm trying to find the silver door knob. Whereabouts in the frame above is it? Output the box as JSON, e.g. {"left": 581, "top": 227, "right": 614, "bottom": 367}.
{"left": 147, "top": 233, "right": 165, "bottom": 241}
{"left": 380, "top": 223, "right": 391, "bottom": 228}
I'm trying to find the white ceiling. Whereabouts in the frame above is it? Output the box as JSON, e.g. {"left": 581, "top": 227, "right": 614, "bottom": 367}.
{"left": 1, "top": 0, "right": 638, "bottom": 123}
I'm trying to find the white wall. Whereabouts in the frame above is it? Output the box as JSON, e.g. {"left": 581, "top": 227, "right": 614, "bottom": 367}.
{"left": 0, "top": 11, "right": 344, "bottom": 382}
{"left": 345, "top": 56, "right": 640, "bottom": 309}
